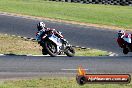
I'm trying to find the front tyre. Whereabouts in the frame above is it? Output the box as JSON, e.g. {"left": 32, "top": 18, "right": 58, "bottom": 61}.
{"left": 42, "top": 48, "right": 47, "bottom": 55}
{"left": 65, "top": 46, "right": 75, "bottom": 57}
{"left": 44, "top": 40, "right": 58, "bottom": 57}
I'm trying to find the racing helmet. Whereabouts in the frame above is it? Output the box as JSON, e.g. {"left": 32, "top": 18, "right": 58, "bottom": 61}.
{"left": 118, "top": 30, "right": 125, "bottom": 38}
{"left": 37, "top": 22, "right": 45, "bottom": 31}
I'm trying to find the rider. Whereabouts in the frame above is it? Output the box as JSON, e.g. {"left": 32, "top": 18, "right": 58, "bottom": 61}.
{"left": 36, "top": 22, "right": 66, "bottom": 44}
{"left": 117, "top": 30, "right": 132, "bottom": 48}
{"left": 118, "top": 30, "right": 126, "bottom": 38}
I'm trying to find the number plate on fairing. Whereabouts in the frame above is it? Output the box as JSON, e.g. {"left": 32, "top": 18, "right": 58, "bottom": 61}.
{"left": 48, "top": 35, "right": 62, "bottom": 46}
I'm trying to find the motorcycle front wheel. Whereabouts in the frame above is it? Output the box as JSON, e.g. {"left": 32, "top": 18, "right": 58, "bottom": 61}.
{"left": 42, "top": 48, "right": 47, "bottom": 55}
{"left": 44, "top": 40, "right": 58, "bottom": 57}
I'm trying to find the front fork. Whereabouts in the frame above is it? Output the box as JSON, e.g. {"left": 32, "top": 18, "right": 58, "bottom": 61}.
{"left": 56, "top": 39, "right": 71, "bottom": 54}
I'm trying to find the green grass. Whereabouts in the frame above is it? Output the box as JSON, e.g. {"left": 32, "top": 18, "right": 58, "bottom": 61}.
{"left": 0, "top": 0, "right": 132, "bottom": 29}
{"left": 0, "top": 34, "right": 42, "bottom": 55}
{"left": 0, "top": 77, "right": 131, "bottom": 88}
{"left": 0, "top": 33, "right": 108, "bottom": 56}
{"left": 75, "top": 48, "right": 108, "bottom": 56}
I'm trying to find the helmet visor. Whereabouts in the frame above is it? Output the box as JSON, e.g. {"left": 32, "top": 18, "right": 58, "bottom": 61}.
{"left": 118, "top": 33, "right": 123, "bottom": 38}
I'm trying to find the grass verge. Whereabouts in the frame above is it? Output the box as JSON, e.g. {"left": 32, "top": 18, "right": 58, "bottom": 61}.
{"left": 0, "top": 33, "right": 108, "bottom": 56}
{"left": 0, "top": 0, "right": 132, "bottom": 29}
{"left": 0, "top": 77, "right": 131, "bottom": 88}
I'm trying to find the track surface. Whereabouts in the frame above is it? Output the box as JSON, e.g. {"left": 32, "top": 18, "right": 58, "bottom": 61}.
{"left": 0, "top": 13, "right": 131, "bottom": 78}
{"left": 0, "top": 56, "right": 132, "bottom": 78}
{"left": 0, "top": 14, "right": 120, "bottom": 54}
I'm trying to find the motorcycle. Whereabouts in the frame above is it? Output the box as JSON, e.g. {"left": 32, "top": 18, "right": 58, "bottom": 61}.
{"left": 117, "top": 34, "right": 132, "bottom": 54}
{"left": 36, "top": 31, "right": 75, "bottom": 57}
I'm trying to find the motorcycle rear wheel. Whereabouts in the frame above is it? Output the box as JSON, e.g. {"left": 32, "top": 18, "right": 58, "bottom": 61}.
{"left": 65, "top": 46, "right": 75, "bottom": 57}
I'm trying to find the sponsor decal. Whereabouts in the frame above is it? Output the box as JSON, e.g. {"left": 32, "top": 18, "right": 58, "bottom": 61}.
{"left": 76, "top": 66, "right": 131, "bottom": 85}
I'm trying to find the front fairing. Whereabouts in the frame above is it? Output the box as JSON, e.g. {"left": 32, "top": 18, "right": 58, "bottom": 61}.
{"left": 47, "top": 34, "right": 62, "bottom": 46}
{"left": 123, "top": 34, "right": 131, "bottom": 43}
{"left": 117, "top": 38, "right": 125, "bottom": 48}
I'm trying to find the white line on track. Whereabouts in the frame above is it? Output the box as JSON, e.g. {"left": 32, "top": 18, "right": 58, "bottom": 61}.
{"left": 61, "top": 69, "right": 89, "bottom": 71}
{"left": 0, "top": 72, "right": 76, "bottom": 75}
{"left": 27, "top": 54, "right": 66, "bottom": 56}
{"left": 0, "top": 54, "right": 66, "bottom": 57}
{"left": 0, "top": 54, "right": 5, "bottom": 56}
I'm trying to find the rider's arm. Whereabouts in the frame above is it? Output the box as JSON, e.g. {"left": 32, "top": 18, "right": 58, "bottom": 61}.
{"left": 36, "top": 30, "right": 45, "bottom": 41}
{"left": 45, "top": 28, "right": 64, "bottom": 38}
{"left": 53, "top": 29, "right": 64, "bottom": 38}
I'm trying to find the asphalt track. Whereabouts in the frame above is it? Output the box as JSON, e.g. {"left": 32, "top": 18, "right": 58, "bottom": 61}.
{"left": 0, "top": 55, "right": 132, "bottom": 78}
{"left": 0, "top": 13, "right": 132, "bottom": 78}
{"left": 0, "top": 13, "right": 120, "bottom": 54}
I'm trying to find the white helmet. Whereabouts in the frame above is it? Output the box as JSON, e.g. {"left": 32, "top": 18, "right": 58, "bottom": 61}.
{"left": 118, "top": 30, "right": 125, "bottom": 38}
{"left": 37, "top": 22, "right": 45, "bottom": 31}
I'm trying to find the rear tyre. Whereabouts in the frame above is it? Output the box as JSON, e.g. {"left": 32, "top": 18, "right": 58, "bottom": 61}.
{"left": 44, "top": 40, "right": 58, "bottom": 57}
{"left": 123, "top": 48, "right": 129, "bottom": 54}
{"left": 65, "top": 46, "right": 75, "bottom": 57}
